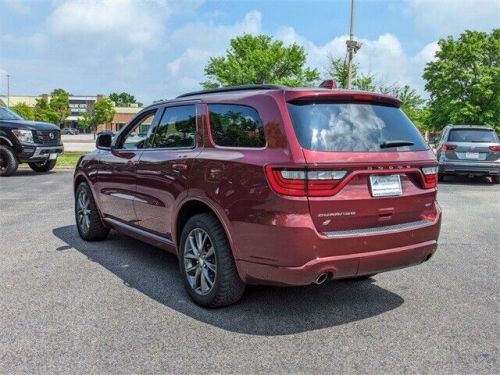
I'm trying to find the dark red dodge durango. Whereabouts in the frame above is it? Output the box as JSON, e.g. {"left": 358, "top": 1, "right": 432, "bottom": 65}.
{"left": 74, "top": 85, "right": 442, "bottom": 307}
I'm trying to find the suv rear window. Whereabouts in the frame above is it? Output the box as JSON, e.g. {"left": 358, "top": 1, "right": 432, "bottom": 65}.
{"left": 287, "top": 102, "right": 428, "bottom": 152}
{"left": 208, "top": 104, "right": 265, "bottom": 148}
{"left": 448, "top": 129, "right": 498, "bottom": 143}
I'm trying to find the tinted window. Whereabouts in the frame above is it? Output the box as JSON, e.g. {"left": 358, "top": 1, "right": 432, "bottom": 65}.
{"left": 152, "top": 105, "right": 196, "bottom": 148}
{"left": 448, "top": 129, "right": 498, "bottom": 143}
{"left": 209, "top": 104, "right": 265, "bottom": 148}
{"left": 287, "top": 102, "right": 428, "bottom": 152}
{"left": 121, "top": 111, "right": 156, "bottom": 149}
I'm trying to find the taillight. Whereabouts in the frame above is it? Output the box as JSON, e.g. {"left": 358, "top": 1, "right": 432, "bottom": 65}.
{"left": 488, "top": 145, "right": 500, "bottom": 152}
{"left": 265, "top": 166, "right": 347, "bottom": 196}
{"left": 422, "top": 166, "right": 438, "bottom": 188}
{"left": 441, "top": 144, "right": 457, "bottom": 151}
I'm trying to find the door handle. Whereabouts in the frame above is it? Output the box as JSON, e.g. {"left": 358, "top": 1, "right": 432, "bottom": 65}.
{"left": 127, "top": 160, "right": 138, "bottom": 167}
{"left": 172, "top": 163, "right": 188, "bottom": 170}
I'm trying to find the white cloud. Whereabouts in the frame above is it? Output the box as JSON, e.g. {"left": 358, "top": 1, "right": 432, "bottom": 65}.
{"left": 0, "top": 33, "right": 48, "bottom": 49}
{"left": 47, "top": 0, "right": 172, "bottom": 45}
{"left": 403, "top": 0, "right": 499, "bottom": 35}
{"left": 0, "top": 0, "right": 31, "bottom": 14}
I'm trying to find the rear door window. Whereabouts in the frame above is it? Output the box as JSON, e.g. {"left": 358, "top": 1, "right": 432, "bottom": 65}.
{"left": 287, "top": 102, "right": 428, "bottom": 152}
{"left": 208, "top": 104, "right": 265, "bottom": 148}
{"left": 448, "top": 129, "right": 498, "bottom": 143}
{"left": 151, "top": 105, "right": 196, "bottom": 148}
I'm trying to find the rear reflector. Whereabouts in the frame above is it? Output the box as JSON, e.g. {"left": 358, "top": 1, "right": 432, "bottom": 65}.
{"left": 441, "top": 144, "right": 457, "bottom": 151}
{"left": 488, "top": 145, "right": 500, "bottom": 152}
{"left": 266, "top": 166, "right": 347, "bottom": 196}
{"left": 422, "top": 166, "right": 438, "bottom": 188}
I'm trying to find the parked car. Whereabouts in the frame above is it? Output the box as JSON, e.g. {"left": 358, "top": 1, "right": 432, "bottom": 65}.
{"left": 0, "top": 106, "right": 63, "bottom": 176}
{"left": 436, "top": 125, "right": 500, "bottom": 183}
{"left": 74, "top": 85, "right": 442, "bottom": 307}
{"left": 61, "top": 127, "right": 80, "bottom": 135}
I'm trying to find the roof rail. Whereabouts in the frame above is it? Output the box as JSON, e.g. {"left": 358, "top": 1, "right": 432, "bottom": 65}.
{"left": 176, "top": 84, "right": 284, "bottom": 98}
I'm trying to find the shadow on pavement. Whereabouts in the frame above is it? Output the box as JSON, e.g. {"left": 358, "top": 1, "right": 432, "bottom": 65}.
{"left": 8, "top": 169, "right": 57, "bottom": 177}
{"left": 53, "top": 225, "right": 404, "bottom": 336}
{"left": 439, "top": 175, "right": 496, "bottom": 186}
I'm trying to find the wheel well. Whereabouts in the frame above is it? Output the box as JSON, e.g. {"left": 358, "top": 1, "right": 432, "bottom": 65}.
{"left": 74, "top": 175, "right": 87, "bottom": 195}
{"left": 0, "top": 137, "right": 12, "bottom": 148}
{"left": 176, "top": 200, "right": 216, "bottom": 246}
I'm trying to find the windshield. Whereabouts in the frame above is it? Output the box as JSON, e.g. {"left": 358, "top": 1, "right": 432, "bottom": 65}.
{"left": 448, "top": 129, "right": 498, "bottom": 143}
{"left": 287, "top": 102, "right": 429, "bottom": 152}
{"left": 0, "top": 107, "right": 24, "bottom": 121}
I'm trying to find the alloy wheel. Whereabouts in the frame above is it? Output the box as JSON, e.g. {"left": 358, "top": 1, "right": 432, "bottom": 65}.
{"left": 184, "top": 228, "right": 217, "bottom": 295}
{"left": 76, "top": 190, "right": 91, "bottom": 233}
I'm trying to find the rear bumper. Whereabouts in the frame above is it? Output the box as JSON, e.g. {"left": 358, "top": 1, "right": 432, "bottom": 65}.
{"left": 439, "top": 161, "right": 499, "bottom": 176}
{"left": 234, "top": 205, "right": 442, "bottom": 286}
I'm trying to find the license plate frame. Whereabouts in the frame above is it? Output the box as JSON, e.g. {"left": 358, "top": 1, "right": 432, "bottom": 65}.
{"left": 465, "top": 152, "right": 479, "bottom": 160}
{"left": 369, "top": 174, "right": 402, "bottom": 197}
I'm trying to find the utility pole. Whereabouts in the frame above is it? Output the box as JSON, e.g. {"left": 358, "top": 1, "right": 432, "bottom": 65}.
{"left": 346, "top": 0, "right": 361, "bottom": 89}
{"left": 7, "top": 74, "right": 10, "bottom": 107}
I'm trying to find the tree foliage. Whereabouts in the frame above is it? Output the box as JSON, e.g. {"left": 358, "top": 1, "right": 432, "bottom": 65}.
{"left": 79, "top": 98, "right": 116, "bottom": 132}
{"left": 326, "top": 56, "right": 376, "bottom": 91}
{"left": 10, "top": 102, "right": 35, "bottom": 120}
{"left": 423, "top": 29, "right": 499, "bottom": 130}
{"left": 109, "top": 92, "right": 137, "bottom": 106}
{"left": 48, "top": 89, "right": 71, "bottom": 126}
{"left": 202, "top": 34, "right": 319, "bottom": 88}
{"left": 34, "top": 97, "right": 59, "bottom": 124}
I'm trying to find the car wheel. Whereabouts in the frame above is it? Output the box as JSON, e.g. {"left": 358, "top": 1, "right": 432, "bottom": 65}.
{"left": 179, "top": 213, "right": 245, "bottom": 308}
{"left": 28, "top": 159, "right": 57, "bottom": 172}
{"left": 0, "top": 144, "right": 19, "bottom": 177}
{"left": 492, "top": 175, "right": 500, "bottom": 184}
{"left": 75, "top": 182, "right": 109, "bottom": 241}
{"left": 438, "top": 173, "right": 444, "bottom": 182}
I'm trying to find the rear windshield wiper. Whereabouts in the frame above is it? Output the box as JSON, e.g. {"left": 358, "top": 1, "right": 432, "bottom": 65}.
{"left": 380, "top": 140, "right": 415, "bottom": 149}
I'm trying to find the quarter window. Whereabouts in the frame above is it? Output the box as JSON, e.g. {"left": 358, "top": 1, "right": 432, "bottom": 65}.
{"left": 152, "top": 105, "right": 196, "bottom": 148}
{"left": 208, "top": 104, "right": 265, "bottom": 148}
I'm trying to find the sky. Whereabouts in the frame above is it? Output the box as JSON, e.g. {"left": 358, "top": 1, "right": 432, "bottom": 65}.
{"left": 0, "top": 0, "right": 498, "bottom": 105}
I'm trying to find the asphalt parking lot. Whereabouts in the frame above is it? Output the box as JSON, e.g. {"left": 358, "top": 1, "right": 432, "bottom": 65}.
{"left": 0, "top": 171, "right": 498, "bottom": 374}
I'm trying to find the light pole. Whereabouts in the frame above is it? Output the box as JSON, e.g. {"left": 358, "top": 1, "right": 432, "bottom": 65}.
{"left": 7, "top": 74, "right": 10, "bottom": 107}
{"left": 346, "top": 0, "right": 361, "bottom": 89}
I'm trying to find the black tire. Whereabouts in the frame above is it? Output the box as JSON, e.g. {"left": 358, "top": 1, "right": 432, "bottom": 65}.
{"left": 0, "top": 144, "right": 18, "bottom": 176}
{"left": 28, "top": 159, "right": 57, "bottom": 172}
{"left": 438, "top": 173, "right": 444, "bottom": 182}
{"left": 75, "top": 182, "right": 109, "bottom": 241}
{"left": 179, "top": 213, "right": 245, "bottom": 308}
{"left": 492, "top": 175, "right": 500, "bottom": 184}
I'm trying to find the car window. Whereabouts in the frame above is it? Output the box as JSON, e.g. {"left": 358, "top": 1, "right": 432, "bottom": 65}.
{"left": 151, "top": 105, "right": 196, "bottom": 148}
{"left": 287, "top": 102, "right": 428, "bottom": 152}
{"left": 448, "top": 129, "right": 498, "bottom": 143}
{"left": 208, "top": 104, "right": 265, "bottom": 148}
{"left": 121, "top": 112, "right": 156, "bottom": 149}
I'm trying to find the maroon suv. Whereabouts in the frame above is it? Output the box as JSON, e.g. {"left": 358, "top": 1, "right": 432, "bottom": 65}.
{"left": 74, "top": 85, "right": 442, "bottom": 307}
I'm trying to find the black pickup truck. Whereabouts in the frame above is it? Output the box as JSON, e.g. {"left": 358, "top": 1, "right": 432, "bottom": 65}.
{"left": 0, "top": 106, "right": 64, "bottom": 176}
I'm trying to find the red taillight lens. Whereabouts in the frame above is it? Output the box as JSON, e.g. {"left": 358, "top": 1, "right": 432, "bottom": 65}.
{"left": 265, "top": 166, "right": 347, "bottom": 196}
{"left": 441, "top": 144, "right": 457, "bottom": 151}
{"left": 488, "top": 145, "right": 500, "bottom": 152}
{"left": 422, "top": 166, "right": 438, "bottom": 188}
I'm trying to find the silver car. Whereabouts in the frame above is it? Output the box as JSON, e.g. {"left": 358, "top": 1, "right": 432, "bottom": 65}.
{"left": 436, "top": 125, "right": 500, "bottom": 183}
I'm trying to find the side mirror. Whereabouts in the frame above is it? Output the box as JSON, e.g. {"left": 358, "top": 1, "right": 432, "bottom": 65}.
{"left": 96, "top": 132, "right": 113, "bottom": 150}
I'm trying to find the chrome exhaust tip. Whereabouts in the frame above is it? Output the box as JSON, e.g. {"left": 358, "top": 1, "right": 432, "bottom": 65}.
{"left": 314, "top": 273, "right": 328, "bottom": 285}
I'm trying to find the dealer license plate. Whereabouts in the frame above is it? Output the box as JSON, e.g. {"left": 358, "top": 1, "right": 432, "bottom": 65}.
{"left": 465, "top": 152, "right": 479, "bottom": 160}
{"left": 369, "top": 174, "right": 402, "bottom": 197}
{"left": 49, "top": 153, "right": 58, "bottom": 160}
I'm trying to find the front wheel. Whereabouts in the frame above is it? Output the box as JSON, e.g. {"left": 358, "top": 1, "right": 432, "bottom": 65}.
{"left": 75, "top": 182, "right": 109, "bottom": 241}
{"left": 179, "top": 213, "right": 245, "bottom": 308}
{"left": 0, "top": 144, "right": 18, "bottom": 176}
{"left": 492, "top": 175, "right": 499, "bottom": 184}
{"left": 28, "top": 159, "right": 57, "bottom": 172}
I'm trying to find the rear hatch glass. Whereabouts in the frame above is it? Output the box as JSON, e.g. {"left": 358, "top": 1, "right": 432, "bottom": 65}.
{"left": 448, "top": 129, "right": 498, "bottom": 143}
{"left": 287, "top": 101, "right": 428, "bottom": 152}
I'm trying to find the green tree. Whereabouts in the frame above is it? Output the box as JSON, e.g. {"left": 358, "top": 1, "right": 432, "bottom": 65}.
{"left": 49, "top": 89, "right": 71, "bottom": 126}
{"left": 34, "top": 97, "right": 59, "bottom": 124}
{"left": 326, "top": 56, "right": 376, "bottom": 91}
{"left": 10, "top": 102, "right": 35, "bottom": 120}
{"left": 423, "top": 29, "right": 500, "bottom": 130}
{"left": 109, "top": 92, "right": 137, "bottom": 106}
{"left": 202, "top": 34, "right": 319, "bottom": 88}
{"left": 79, "top": 98, "right": 116, "bottom": 134}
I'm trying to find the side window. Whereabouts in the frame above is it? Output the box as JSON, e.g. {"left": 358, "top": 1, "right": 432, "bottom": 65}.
{"left": 151, "top": 105, "right": 196, "bottom": 148}
{"left": 208, "top": 104, "right": 265, "bottom": 148}
{"left": 121, "top": 111, "right": 156, "bottom": 149}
